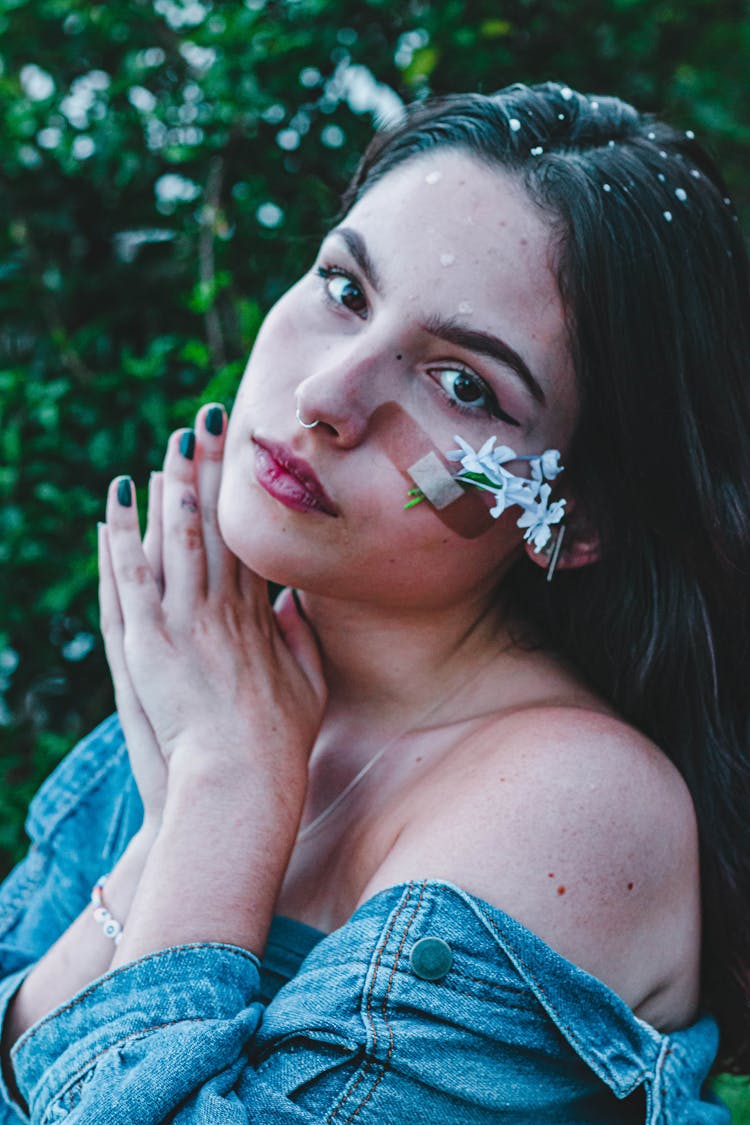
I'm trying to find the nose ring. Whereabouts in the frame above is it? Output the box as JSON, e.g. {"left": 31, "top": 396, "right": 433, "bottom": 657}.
{"left": 296, "top": 406, "right": 320, "bottom": 429}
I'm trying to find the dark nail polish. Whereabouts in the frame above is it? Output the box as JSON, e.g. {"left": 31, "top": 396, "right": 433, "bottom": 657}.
{"left": 180, "top": 429, "right": 196, "bottom": 460}
{"left": 117, "top": 477, "right": 133, "bottom": 507}
{"left": 205, "top": 406, "right": 223, "bottom": 435}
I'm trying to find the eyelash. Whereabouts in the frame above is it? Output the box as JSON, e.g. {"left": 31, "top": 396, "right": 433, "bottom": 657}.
{"left": 433, "top": 367, "right": 520, "bottom": 427}
{"left": 316, "top": 265, "right": 368, "bottom": 317}
{"left": 314, "top": 263, "right": 520, "bottom": 427}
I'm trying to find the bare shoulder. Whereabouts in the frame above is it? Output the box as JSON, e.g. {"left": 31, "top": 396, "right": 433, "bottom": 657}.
{"left": 359, "top": 705, "right": 701, "bottom": 1024}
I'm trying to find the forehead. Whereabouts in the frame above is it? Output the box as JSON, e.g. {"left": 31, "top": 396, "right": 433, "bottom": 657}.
{"left": 348, "top": 151, "right": 557, "bottom": 298}
{"left": 343, "top": 152, "right": 573, "bottom": 418}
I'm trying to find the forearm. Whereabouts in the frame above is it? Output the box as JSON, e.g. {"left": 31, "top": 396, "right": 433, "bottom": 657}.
{"left": 111, "top": 763, "right": 303, "bottom": 966}
{"left": 2, "top": 822, "right": 157, "bottom": 1052}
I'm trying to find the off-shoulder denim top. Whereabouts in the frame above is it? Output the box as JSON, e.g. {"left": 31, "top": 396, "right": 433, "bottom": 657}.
{"left": 0, "top": 715, "right": 729, "bottom": 1123}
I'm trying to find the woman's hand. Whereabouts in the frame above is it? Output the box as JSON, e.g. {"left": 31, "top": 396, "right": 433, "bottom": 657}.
{"left": 98, "top": 470, "right": 167, "bottom": 830}
{"left": 98, "top": 403, "right": 327, "bottom": 826}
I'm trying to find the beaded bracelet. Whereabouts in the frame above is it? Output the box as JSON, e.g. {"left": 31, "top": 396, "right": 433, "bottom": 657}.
{"left": 91, "top": 873, "right": 123, "bottom": 945}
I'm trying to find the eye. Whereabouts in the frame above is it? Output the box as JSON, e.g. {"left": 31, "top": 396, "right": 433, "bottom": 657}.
{"left": 316, "top": 266, "right": 367, "bottom": 317}
{"left": 435, "top": 366, "right": 520, "bottom": 427}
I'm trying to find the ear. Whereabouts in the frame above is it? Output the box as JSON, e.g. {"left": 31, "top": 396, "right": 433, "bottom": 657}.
{"left": 523, "top": 499, "right": 602, "bottom": 576}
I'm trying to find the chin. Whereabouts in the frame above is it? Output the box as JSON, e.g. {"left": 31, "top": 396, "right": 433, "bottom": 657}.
{"left": 217, "top": 495, "right": 314, "bottom": 588}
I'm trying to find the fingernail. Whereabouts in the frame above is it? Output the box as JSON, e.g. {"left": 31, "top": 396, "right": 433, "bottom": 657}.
{"left": 205, "top": 406, "right": 223, "bottom": 435}
{"left": 180, "top": 429, "right": 196, "bottom": 459}
{"left": 117, "top": 477, "right": 132, "bottom": 507}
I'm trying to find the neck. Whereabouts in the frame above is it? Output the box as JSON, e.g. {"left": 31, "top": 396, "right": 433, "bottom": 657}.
{"left": 296, "top": 587, "right": 512, "bottom": 728}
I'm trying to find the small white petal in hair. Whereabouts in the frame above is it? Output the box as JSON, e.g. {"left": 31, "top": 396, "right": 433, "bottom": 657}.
{"left": 405, "top": 435, "right": 565, "bottom": 553}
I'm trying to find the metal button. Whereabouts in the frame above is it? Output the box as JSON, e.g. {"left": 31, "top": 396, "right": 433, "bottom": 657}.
{"left": 409, "top": 936, "right": 453, "bottom": 981}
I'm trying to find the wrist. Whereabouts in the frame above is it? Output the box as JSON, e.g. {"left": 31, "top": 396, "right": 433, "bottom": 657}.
{"left": 164, "top": 744, "right": 307, "bottom": 832}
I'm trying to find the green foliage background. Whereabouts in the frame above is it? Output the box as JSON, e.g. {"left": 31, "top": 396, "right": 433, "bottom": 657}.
{"left": 0, "top": 0, "right": 748, "bottom": 1110}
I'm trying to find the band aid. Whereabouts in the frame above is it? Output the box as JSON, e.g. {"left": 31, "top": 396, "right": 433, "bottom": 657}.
{"left": 407, "top": 451, "right": 465, "bottom": 510}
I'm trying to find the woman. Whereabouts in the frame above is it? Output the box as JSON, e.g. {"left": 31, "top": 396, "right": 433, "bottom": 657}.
{"left": 0, "top": 81, "right": 747, "bottom": 1122}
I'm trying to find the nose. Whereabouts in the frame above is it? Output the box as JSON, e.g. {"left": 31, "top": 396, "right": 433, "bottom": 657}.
{"left": 294, "top": 336, "right": 390, "bottom": 448}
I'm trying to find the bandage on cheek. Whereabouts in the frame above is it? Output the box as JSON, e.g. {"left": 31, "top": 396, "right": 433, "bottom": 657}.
{"left": 407, "top": 452, "right": 464, "bottom": 509}
{"left": 368, "top": 402, "right": 494, "bottom": 540}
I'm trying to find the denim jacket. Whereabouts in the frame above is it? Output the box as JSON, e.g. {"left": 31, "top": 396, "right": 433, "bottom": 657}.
{"left": 0, "top": 715, "right": 728, "bottom": 1124}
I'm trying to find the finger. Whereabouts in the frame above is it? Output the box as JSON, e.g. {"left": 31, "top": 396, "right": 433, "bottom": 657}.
{"left": 143, "top": 471, "right": 165, "bottom": 597}
{"left": 274, "top": 587, "right": 327, "bottom": 702}
{"left": 98, "top": 519, "right": 124, "bottom": 649}
{"left": 160, "top": 429, "right": 208, "bottom": 619}
{"left": 194, "top": 403, "right": 237, "bottom": 593}
{"left": 238, "top": 557, "right": 273, "bottom": 610}
{"left": 100, "top": 522, "right": 162, "bottom": 761}
{"left": 105, "top": 475, "right": 163, "bottom": 631}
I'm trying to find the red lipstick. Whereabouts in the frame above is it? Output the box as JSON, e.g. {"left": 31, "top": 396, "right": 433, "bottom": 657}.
{"left": 253, "top": 438, "right": 339, "bottom": 516}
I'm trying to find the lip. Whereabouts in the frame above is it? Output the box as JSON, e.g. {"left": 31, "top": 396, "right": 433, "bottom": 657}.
{"left": 253, "top": 437, "right": 339, "bottom": 517}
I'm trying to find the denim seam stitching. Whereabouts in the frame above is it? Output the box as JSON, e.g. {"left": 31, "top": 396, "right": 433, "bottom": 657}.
{"left": 340, "top": 880, "right": 427, "bottom": 1125}
{"left": 324, "top": 883, "right": 416, "bottom": 1124}
{"left": 647, "top": 1036, "right": 670, "bottom": 1123}
{"left": 479, "top": 904, "right": 650, "bottom": 1097}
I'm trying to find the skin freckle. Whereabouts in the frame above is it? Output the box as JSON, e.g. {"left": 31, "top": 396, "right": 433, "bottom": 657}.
{"left": 627, "top": 882, "right": 634, "bottom": 891}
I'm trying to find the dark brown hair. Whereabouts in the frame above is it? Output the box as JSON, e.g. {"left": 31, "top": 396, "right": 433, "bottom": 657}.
{"left": 342, "top": 81, "right": 750, "bottom": 1071}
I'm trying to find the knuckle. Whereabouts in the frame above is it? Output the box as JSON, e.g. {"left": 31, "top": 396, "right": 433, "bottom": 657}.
{"left": 123, "top": 562, "right": 153, "bottom": 586}
{"left": 184, "top": 525, "right": 204, "bottom": 552}
{"left": 202, "top": 443, "right": 225, "bottom": 464}
{"left": 200, "top": 500, "right": 218, "bottom": 527}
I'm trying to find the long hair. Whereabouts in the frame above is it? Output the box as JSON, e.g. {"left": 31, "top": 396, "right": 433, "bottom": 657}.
{"left": 341, "top": 82, "right": 750, "bottom": 1072}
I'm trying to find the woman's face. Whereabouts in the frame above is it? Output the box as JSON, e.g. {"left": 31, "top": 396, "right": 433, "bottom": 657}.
{"left": 219, "top": 152, "right": 579, "bottom": 610}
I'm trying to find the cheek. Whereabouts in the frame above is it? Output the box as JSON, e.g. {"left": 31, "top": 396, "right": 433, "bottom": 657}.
{"left": 369, "top": 402, "right": 497, "bottom": 541}
{"left": 234, "top": 283, "right": 313, "bottom": 395}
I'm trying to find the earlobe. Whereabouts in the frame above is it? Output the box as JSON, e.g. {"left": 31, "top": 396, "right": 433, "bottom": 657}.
{"left": 524, "top": 510, "right": 602, "bottom": 577}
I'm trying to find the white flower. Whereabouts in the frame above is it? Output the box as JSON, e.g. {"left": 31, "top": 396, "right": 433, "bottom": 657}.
{"left": 486, "top": 476, "right": 537, "bottom": 518}
{"left": 516, "top": 485, "right": 567, "bottom": 552}
{"left": 425, "top": 436, "right": 565, "bottom": 551}
{"left": 530, "top": 449, "right": 563, "bottom": 483}
{"left": 447, "top": 435, "right": 516, "bottom": 483}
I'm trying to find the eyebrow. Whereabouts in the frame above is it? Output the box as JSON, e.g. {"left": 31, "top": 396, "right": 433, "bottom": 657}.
{"left": 330, "top": 226, "right": 546, "bottom": 407}
{"left": 332, "top": 226, "right": 383, "bottom": 293}
{"left": 420, "top": 315, "right": 546, "bottom": 406}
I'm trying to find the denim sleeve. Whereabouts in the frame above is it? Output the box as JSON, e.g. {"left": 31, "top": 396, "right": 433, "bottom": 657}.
{"left": 0, "top": 715, "right": 142, "bottom": 1123}
{"left": 11, "top": 943, "right": 347, "bottom": 1125}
